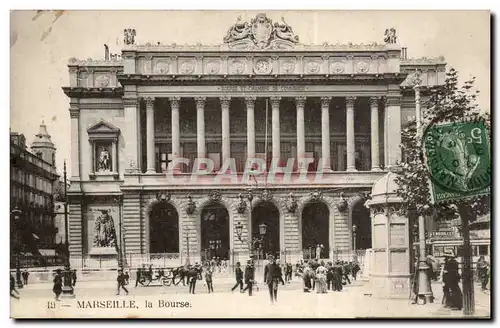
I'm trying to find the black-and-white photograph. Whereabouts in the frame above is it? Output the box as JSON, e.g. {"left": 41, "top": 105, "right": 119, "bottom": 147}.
{"left": 9, "top": 9, "right": 491, "bottom": 319}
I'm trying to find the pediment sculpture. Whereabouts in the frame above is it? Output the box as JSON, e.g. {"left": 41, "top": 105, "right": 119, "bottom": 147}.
{"left": 224, "top": 13, "right": 299, "bottom": 50}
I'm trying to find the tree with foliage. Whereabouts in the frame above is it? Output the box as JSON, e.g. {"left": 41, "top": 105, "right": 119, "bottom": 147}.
{"left": 396, "top": 68, "right": 491, "bottom": 224}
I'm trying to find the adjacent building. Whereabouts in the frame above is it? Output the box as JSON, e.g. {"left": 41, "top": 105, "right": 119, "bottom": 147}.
{"left": 10, "top": 123, "right": 60, "bottom": 264}
{"left": 62, "top": 13, "right": 447, "bottom": 267}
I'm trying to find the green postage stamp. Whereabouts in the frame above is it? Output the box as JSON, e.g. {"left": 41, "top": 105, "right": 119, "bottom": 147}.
{"left": 423, "top": 121, "right": 491, "bottom": 203}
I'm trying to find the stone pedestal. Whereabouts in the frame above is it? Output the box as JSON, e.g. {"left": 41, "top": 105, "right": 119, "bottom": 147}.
{"left": 88, "top": 247, "right": 119, "bottom": 269}
{"left": 366, "top": 172, "right": 411, "bottom": 299}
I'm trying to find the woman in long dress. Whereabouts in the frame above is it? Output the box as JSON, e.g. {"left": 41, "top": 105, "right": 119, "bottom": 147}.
{"left": 316, "top": 261, "right": 328, "bottom": 294}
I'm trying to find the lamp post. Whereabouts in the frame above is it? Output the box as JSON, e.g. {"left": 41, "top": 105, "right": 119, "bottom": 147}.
{"left": 185, "top": 225, "right": 190, "bottom": 266}
{"left": 61, "top": 160, "right": 75, "bottom": 298}
{"left": 12, "top": 206, "right": 23, "bottom": 289}
{"left": 235, "top": 221, "right": 267, "bottom": 261}
{"left": 352, "top": 224, "right": 357, "bottom": 259}
{"left": 414, "top": 81, "right": 433, "bottom": 304}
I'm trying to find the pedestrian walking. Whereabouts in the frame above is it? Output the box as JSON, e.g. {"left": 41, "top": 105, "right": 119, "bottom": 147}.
{"left": 332, "top": 261, "right": 343, "bottom": 291}
{"left": 351, "top": 261, "right": 360, "bottom": 281}
{"left": 188, "top": 263, "right": 201, "bottom": 294}
{"left": 264, "top": 255, "right": 282, "bottom": 303}
{"left": 70, "top": 269, "right": 77, "bottom": 287}
{"left": 326, "top": 262, "right": 334, "bottom": 290}
{"left": 442, "top": 250, "right": 462, "bottom": 310}
{"left": 10, "top": 274, "right": 20, "bottom": 299}
{"left": 342, "top": 261, "right": 351, "bottom": 285}
{"left": 116, "top": 269, "right": 129, "bottom": 296}
{"left": 53, "top": 269, "right": 63, "bottom": 301}
{"left": 135, "top": 266, "right": 142, "bottom": 287}
{"left": 285, "top": 263, "right": 293, "bottom": 283}
{"left": 477, "top": 256, "right": 489, "bottom": 291}
{"left": 231, "top": 262, "right": 244, "bottom": 293}
{"left": 205, "top": 263, "right": 214, "bottom": 293}
{"left": 243, "top": 260, "right": 255, "bottom": 296}
{"left": 316, "top": 261, "right": 328, "bottom": 293}
{"left": 302, "top": 263, "right": 314, "bottom": 292}
{"left": 22, "top": 270, "right": 29, "bottom": 285}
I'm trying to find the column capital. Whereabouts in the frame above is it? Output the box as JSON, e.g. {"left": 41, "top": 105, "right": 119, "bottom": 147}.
{"left": 195, "top": 96, "right": 206, "bottom": 108}
{"left": 145, "top": 97, "right": 155, "bottom": 107}
{"left": 369, "top": 96, "right": 381, "bottom": 107}
{"left": 123, "top": 97, "right": 138, "bottom": 107}
{"left": 385, "top": 96, "right": 402, "bottom": 106}
{"left": 244, "top": 96, "right": 256, "bottom": 107}
{"left": 345, "top": 96, "right": 357, "bottom": 107}
{"left": 220, "top": 96, "right": 231, "bottom": 108}
{"left": 169, "top": 96, "right": 181, "bottom": 108}
{"left": 270, "top": 96, "right": 281, "bottom": 107}
{"left": 320, "top": 96, "right": 332, "bottom": 107}
{"left": 69, "top": 109, "right": 80, "bottom": 119}
{"left": 295, "top": 96, "right": 306, "bottom": 107}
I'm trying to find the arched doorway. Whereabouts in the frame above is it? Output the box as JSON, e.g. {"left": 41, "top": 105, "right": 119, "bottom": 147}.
{"left": 149, "top": 202, "right": 179, "bottom": 253}
{"left": 252, "top": 202, "right": 280, "bottom": 259}
{"left": 200, "top": 203, "right": 230, "bottom": 261}
{"left": 302, "top": 202, "right": 330, "bottom": 259}
{"left": 352, "top": 201, "right": 371, "bottom": 250}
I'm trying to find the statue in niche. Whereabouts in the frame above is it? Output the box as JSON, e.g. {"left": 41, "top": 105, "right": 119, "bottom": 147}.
{"left": 223, "top": 15, "right": 251, "bottom": 43}
{"left": 273, "top": 17, "right": 299, "bottom": 43}
{"left": 98, "top": 146, "right": 111, "bottom": 172}
{"left": 93, "top": 210, "right": 117, "bottom": 248}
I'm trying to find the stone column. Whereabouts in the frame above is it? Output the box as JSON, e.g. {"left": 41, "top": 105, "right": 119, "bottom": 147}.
{"left": 295, "top": 96, "right": 306, "bottom": 172}
{"left": 321, "top": 96, "right": 332, "bottom": 171}
{"left": 245, "top": 96, "right": 256, "bottom": 159}
{"left": 169, "top": 97, "right": 181, "bottom": 158}
{"left": 145, "top": 97, "right": 156, "bottom": 173}
{"left": 370, "top": 97, "right": 382, "bottom": 171}
{"left": 220, "top": 96, "right": 231, "bottom": 165}
{"left": 123, "top": 96, "right": 139, "bottom": 173}
{"left": 385, "top": 96, "right": 402, "bottom": 168}
{"left": 346, "top": 96, "right": 357, "bottom": 172}
{"left": 69, "top": 105, "right": 80, "bottom": 181}
{"left": 270, "top": 96, "right": 282, "bottom": 162}
{"left": 195, "top": 97, "right": 206, "bottom": 161}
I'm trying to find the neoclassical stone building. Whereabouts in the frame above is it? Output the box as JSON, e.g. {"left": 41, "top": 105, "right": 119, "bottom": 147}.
{"left": 63, "top": 13, "right": 446, "bottom": 267}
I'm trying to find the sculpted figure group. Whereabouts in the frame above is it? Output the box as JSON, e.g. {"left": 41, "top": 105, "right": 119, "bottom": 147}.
{"left": 224, "top": 13, "right": 299, "bottom": 48}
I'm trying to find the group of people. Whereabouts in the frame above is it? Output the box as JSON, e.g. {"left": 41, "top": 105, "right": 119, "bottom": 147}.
{"left": 296, "top": 259, "right": 360, "bottom": 293}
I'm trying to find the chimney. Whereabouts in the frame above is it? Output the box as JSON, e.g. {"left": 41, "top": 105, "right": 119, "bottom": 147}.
{"left": 401, "top": 47, "right": 408, "bottom": 60}
{"left": 104, "top": 44, "right": 110, "bottom": 61}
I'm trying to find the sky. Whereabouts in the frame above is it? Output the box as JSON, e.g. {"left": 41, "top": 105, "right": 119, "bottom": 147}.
{"left": 9, "top": 10, "right": 490, "bottom": 177}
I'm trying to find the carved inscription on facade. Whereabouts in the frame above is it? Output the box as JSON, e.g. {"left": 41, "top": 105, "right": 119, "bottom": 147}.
{"left": 220, "top": 85, "right": 306, "bottom": 92}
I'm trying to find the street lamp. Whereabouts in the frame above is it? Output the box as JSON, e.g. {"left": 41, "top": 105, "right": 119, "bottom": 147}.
{"left": 61, "top": 160, "right": 75, "bottom": 298}
{"left": 12, "top": 206, "right": 23, "bottom": 289}
{"left": 411, "top": 80, "right": 433, "bottom": 305}
{"left": 184, "top": 224, "right": 191, "bottom": 266}
{"left": 352, "top": 224, "right": 357, "bottom": 259}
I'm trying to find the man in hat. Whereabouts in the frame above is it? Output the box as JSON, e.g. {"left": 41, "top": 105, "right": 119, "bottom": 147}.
{"left": 135, "top": 265, "right": 143, "bottom": 287}
{"left": 243, "top": 259, "right": 255, "bottom": 296}
{"left": 264, "top": 255, "right": 281, "bottom": 303}
{"left": 231, "top": 262, "right": 244, "bottom": 293}
{"left": 116, "top": 269, "right": 129, "bottom": 295}
{"left": 442, "top": 250, "right": 462, "bottom": 310}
